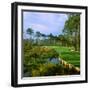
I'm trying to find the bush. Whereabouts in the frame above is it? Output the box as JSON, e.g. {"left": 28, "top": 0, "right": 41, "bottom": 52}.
{"left": 31, "top": 63, "right": 65, "bottom": 77}
{"left": 23, "top": 46, "right": 59, "bottom": 77}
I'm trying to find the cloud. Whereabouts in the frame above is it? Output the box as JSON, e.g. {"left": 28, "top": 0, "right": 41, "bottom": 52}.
{"left": 23, "top": 11, "right": 68, "bottom": 37}
{"left": 30, "top": 23, "right": 50, "bottom": 34}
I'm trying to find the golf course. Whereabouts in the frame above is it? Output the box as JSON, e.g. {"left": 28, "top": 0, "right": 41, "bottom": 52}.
{"left": 48, "top": 46, "right": 80, "bottom": 68}
{"left": 23, "top": 12, "right": 80, "bottom": 77}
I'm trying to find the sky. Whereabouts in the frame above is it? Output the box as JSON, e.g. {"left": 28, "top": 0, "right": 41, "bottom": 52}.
{"left": 23, "top": 11, "right": 68, "bottom": 38}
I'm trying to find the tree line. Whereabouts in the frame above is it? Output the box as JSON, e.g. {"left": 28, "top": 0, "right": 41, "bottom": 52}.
{"left": 24, "top": 14, "right": 80, "bottom": 51}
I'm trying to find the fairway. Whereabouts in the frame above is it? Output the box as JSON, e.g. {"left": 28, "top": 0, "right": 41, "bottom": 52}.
{"left": 47, "top": 46, "right": 80, "bottom": 68}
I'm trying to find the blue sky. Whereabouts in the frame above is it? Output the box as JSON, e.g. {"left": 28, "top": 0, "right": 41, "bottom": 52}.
{"left": 23, "top": 11, "right": 68, "bottom": 38}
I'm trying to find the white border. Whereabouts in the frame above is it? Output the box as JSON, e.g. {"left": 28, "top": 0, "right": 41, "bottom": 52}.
{"left": 18, "top": 5, "right": 86, "bottom": 84}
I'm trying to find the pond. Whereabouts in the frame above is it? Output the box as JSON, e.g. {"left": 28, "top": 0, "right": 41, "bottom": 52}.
{"left": 48, "top": 58, "right": 60, "bottom": 64}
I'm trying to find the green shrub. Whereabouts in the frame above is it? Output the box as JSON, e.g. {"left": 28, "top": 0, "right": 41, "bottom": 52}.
{"left": 23, "top": 46, "right": 60, "bottom": 77}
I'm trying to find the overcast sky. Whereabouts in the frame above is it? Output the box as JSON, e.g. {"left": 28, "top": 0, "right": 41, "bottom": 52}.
{"left": 23, "top": 11, "right": 68, "bottom": 38}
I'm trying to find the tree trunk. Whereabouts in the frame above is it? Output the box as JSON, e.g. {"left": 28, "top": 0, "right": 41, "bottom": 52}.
{"left": 74, "top": 30, "right": 78, "bottom": 51}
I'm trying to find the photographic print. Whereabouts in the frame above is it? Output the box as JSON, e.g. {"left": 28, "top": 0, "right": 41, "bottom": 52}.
{"left": 11, "top": 2, "right": 88, "bottom": 87}
{"left": 23, "top": 11, "right": 80, "bottom": 77}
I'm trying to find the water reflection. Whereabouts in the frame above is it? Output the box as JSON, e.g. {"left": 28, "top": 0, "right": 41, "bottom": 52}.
{"left": 48, "top": 58, "right": 60, "bottom": 64}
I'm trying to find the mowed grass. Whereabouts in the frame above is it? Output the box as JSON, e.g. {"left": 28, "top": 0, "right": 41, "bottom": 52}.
{"left": 47, "top": 46, "right": 80, "bottom": 68}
